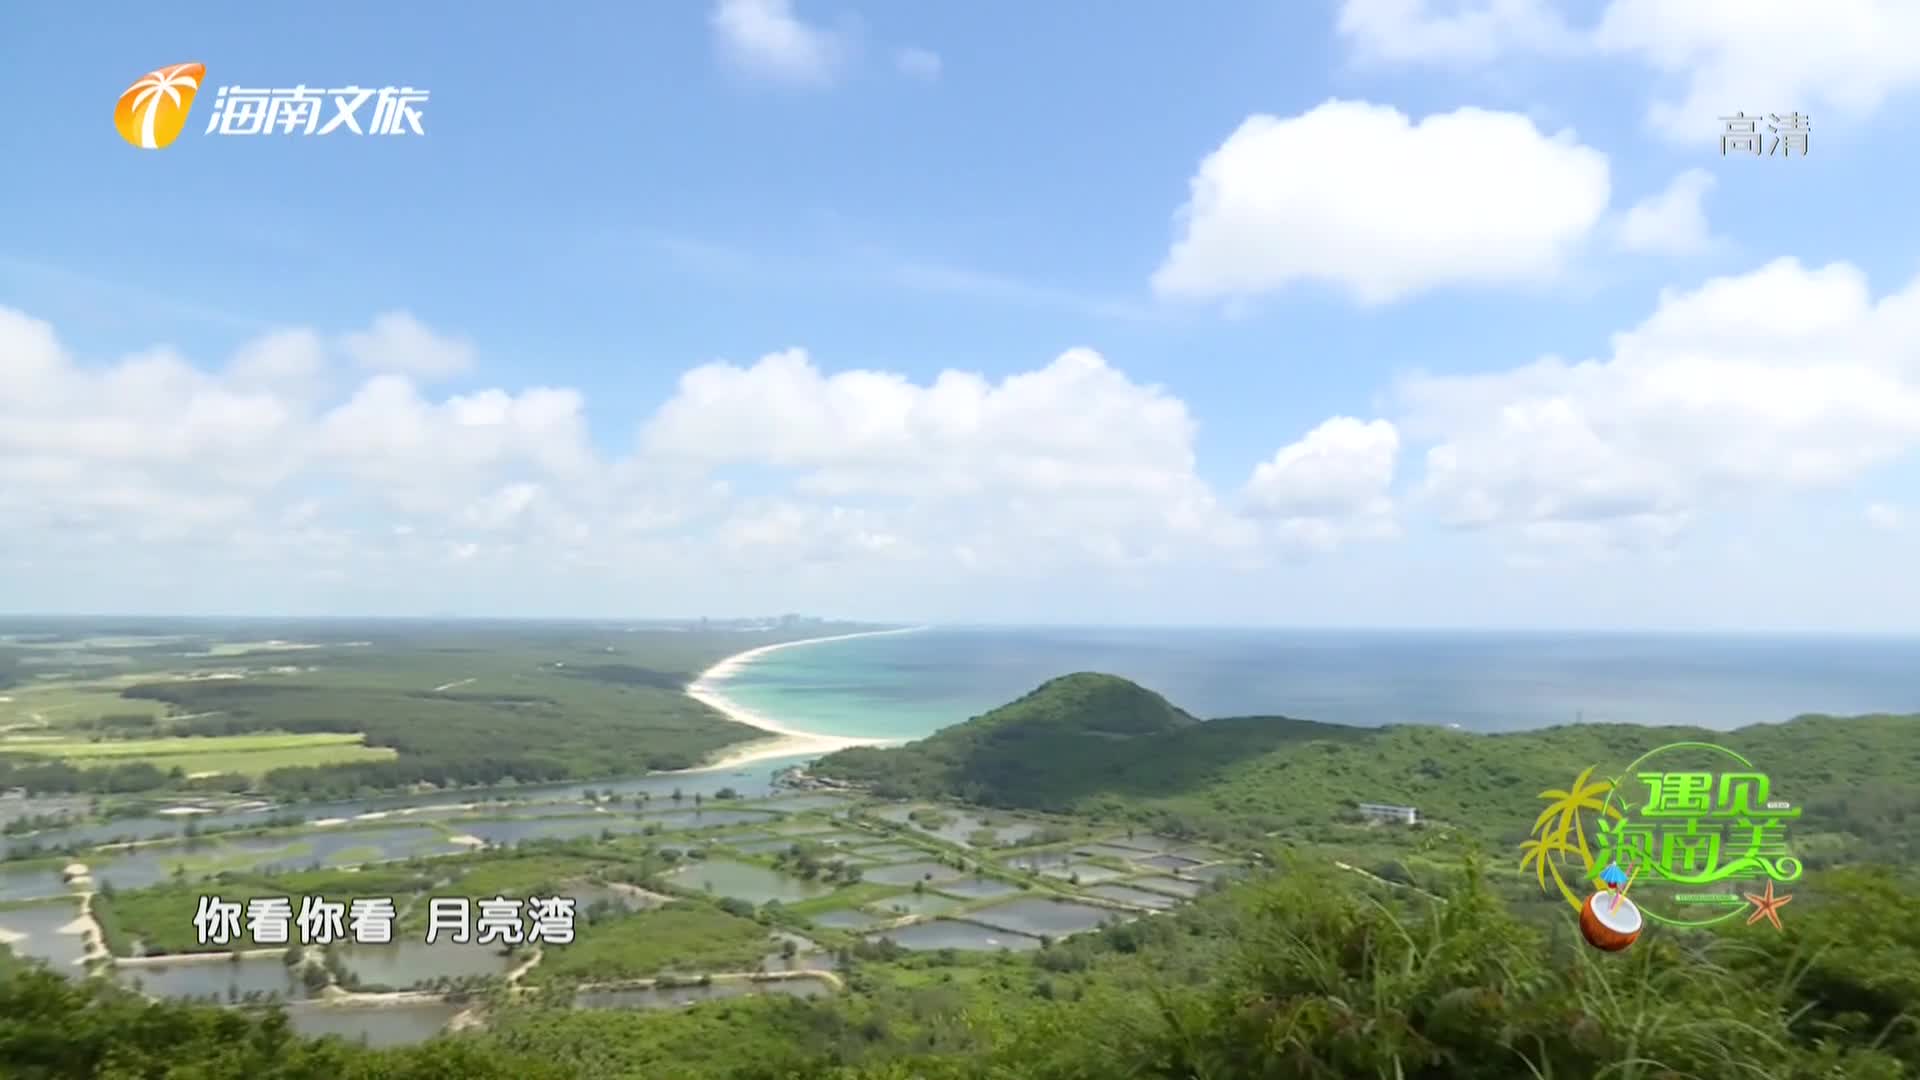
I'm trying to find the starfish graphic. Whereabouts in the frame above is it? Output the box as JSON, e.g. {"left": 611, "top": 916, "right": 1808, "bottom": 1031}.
{"left": 1743, "top": 878, "right": 1793, "bottom": 931}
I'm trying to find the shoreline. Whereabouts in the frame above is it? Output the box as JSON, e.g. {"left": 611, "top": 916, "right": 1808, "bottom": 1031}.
{"left": 681, "top": 626, "right": 930, "bottom": 772}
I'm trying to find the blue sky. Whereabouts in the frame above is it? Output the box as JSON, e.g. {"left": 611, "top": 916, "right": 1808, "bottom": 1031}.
{"left": 4, "top": 1, "right": 1920, "bottom": 629}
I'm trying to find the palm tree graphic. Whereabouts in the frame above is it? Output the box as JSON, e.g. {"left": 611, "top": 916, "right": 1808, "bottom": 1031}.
{"left": 126, "top": 65, "right": 201, "bottom": 149}
{"left": 1519, "top": 765, "right": 1622, "bottom": 910}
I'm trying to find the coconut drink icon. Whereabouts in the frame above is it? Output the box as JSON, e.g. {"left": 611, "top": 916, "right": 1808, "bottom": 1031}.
{"left": 1579, "top": 888, "right": 1643, "bottom": 951}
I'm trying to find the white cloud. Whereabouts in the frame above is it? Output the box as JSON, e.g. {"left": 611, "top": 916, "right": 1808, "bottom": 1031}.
{"left": 1337, "top": 0, "right": 1920, "bottom": 140}
{"left": 710, "top": 0, "right": 850, "bottom": 85}
{"left": 1400, "top": 258, "right": 1920, "bottom": 544}
{"left": 1152, "top": 101, "right": 1611, "bottom": 305}
{"left": 1337, "top": 0, "right": 1578, "bottom": 65}
{"left": 1866, "top": 502, "right": 1904, "bottom": 531}
{"left": 894, "top": 47, "right": 942, "bottom": 81}
{"left": 340, "top": 311, "right": 474, "bottom": 380}
{"left": 1594, "top": 0, "right": 1920, "bottom": 139}
{"left": 1244, "top": 418, "right": 1400, "bottom": 550}
{"left": 1614, "top": 168, "right": 1718, "bottom": 256}
{"left": 1, "top": 308, "right": 1403, "bottom": 613}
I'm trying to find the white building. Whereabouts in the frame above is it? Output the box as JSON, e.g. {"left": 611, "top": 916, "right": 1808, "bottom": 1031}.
{"left": 1357, "top": 802, "right": 1419, "bottom": 825}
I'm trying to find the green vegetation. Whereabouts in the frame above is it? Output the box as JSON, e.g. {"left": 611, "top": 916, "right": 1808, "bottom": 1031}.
{"left": 526, "top": 902, "right": 773, "bottom": 985}
{"left": 1, "top": 663, "right": 1915, "bottom": 1078}
{"left": 2, "top": 731, "right": 395, "bottom": 778}
{"left": 6, "top": 854, "right": 1916, "bottom": 1078}
{"left": 0, "top": 968, "right": 568, "bottom": 1079}
{"left": 94, "top": 866, "right": 438, "bottom": 955}
{"left": 0, "top": 620, "right": 888, "bottom": 798}
{"left": 816, "top": 673, "right": 1920, "bottom": 863}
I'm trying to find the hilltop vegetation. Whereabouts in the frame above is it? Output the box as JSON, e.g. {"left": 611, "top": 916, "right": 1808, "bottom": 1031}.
{"left": 815, "top": 673, "right": 1920, "bottom": 861}
{"left": 4, "top": 855, "right": 1917, "bottom": 1078}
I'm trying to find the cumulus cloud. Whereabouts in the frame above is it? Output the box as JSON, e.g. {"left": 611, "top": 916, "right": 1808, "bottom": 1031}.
{"left": 340, "top": 311, "right": 474, "bottom": 379}
{"left": 0, "top": 309, "right": 1396, "bottom": 611}
{"left": 895, "top": 47, "right": 942, "bottom": 81}
{"left": 1399, "top": 258, "right": 1920, "bottom": 545}
{"left": 1151, "top": 101, "right": 1611, "bottom": 305}
{"left": 1244, "top": 418, "right": 1401, "bottom": 550}
{"left": 1594, "top": 0, "right": 1920, "bottom": 139}
{"left": 1613, "top": 169, "right": 1718, "bottom": 256}
{"left": 710, "top": 0, "right": 850, "bottom": 85}
{"left": 1337, "top": 0, "right": 1578, "bottom": 65}
{"left": 1337, "top": 0, "right": 1920, "bottom": 140}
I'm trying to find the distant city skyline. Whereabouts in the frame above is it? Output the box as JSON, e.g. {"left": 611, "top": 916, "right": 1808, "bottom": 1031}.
{"left": 3, "top": 3, "right": 1919, "bottom": 630}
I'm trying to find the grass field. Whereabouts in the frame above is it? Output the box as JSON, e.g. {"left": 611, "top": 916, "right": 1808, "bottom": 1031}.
{"left": 0, "top": 681, "right": 170, "bottom": 732}
{"left": 0, "top": 732, "right": 395, "bottom": 778}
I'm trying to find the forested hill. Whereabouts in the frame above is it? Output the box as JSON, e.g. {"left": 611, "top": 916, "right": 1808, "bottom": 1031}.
{"left": 812, "top": 673, "right": 1920, "bottom": 853}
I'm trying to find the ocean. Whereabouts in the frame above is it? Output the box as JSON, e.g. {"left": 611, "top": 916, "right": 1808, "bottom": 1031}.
{"left": 713, "top": 627, "right": 1920, "bottom": 740}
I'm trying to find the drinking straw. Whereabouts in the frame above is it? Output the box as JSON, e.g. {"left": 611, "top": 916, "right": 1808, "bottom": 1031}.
{"left": 1611, "top": 863, "right": 1641, "bottom": 914}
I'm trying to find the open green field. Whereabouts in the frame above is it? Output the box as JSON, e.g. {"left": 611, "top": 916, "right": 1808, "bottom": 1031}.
{"left": 0, "top": 732, "right": 395, "bottom": 778}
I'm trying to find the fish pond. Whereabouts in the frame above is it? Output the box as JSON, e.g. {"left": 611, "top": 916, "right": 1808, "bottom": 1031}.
{"left": 0, "top": 900, "right": 89, "bottom": 972}
{"left": 667, "top": 858, "right": 839, "bottom": 905}
{"left": 1128, "top": 875, "right": 1204, "bottom": 898}
{"left": 965, "top": 898, "right": 1127, "bottom": 938}
{"left": 1081, "top": 883, "right": 1185, "bottom": 910}
{"left": 807, "top": 908, "right": 888, "bottom": 931}
{"left": 932, "top": 877, "right": 1025, "bottom": 901}
{"left": 859, "top": 860, "right": 967, "bottom": 886}
{"left": 334, "top": 940, "right": 517, "bottom": 989}
{"left": 0, "top": 863, "right": 71, "bottom": 903}
{"left": 868, "top": 919, "right": 1041, "bottom": 952}
{"left": 115, "top": 954, "right": 311, "bottom": 1002}
{"left": 868, "top": 892, "right": 963, "bottom": 917}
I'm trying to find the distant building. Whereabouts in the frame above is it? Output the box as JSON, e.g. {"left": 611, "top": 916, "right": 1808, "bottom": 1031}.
{"left": 1357, "top": 802, "right": 1419, "bottom": 825}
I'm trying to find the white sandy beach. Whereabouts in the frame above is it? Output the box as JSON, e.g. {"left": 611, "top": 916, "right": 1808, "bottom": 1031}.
{"left": 681, "top": 626, "right": 928, "bottom": 771}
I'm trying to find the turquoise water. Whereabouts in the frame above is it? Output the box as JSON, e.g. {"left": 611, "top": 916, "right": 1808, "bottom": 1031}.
{"left": 716, "top": 627, "right": 1920, "bottom": 739}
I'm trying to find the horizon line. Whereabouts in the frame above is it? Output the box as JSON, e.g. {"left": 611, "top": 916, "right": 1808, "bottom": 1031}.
{"left": 1, "top": 613, "right": 1917, "bottom": 638}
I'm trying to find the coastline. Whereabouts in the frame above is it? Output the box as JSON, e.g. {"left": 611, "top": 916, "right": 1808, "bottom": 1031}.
{"left": 681, "top": 626, "right": 929, "bottom": 772}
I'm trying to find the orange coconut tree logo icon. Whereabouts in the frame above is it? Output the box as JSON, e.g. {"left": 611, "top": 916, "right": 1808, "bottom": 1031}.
{"left": 113, "top": 63, "right": 207, "bottom": 149}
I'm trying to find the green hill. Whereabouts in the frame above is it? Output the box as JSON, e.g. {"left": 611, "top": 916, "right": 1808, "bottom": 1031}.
{"left": 815, "top": 674, "right": 1920, "bottom": 859}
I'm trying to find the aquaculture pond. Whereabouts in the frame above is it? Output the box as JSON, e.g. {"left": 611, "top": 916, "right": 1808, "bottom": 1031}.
{"left": 932, "top": 877, "right": 1025, "bottom": 901}
{"left": 0, "top": 757, "right": 811, "bottom": 860}
{"left": 965, "top": 898, "right": 1127, "bottom": 938}
{"left": 859, "top": 861, "right": 967, "bottom": 887}
{"left": 729, "top": 838, "right": 810, "bottom": 855}
{"left": 334, "top": 940, "right": 516, "bottom": 989}
{"left": 643, "top": 808, "right": 783, "bottom": 830}
{"left": 848, "top": 843, "right": 927, "bottom": 862}
{"left": 0, "top": 900, "right": 89, "bottom": 972}
{"left": 1128, "top": 875, "right": 1204, "bottom": 898}
{"left": 115, "top": 954, "right": 311, "bottom": 1002}
{"left": 868, "top": 919, "right": 1041, "bottom": 952}
{"left": 752, "top": 794, "right": 856, "bottom": 813}
{"left": 666, "top": 858, "right": 838, "bottom": 904}
{"left": 1081, "top": 883, "right": 1185, "bottom": 910}
{"left": 1183, "top": 863, "right": 1247, "bottom": 883}
{"left": 868, "top": 892, "right": 963, "bottom": 917}
{"left": 806, "top": 908, "right": 887, "bottom": 931}
{"left": 1037, "top": 861, "right": 1128, "bottom": 884}
{"left": 0, "top": 863, "right": 71, "bottom": 902}
{"left": 1072, "top": 842, "right": 1162, "bottom": 861}
{"left": 869, "top": 805, "right": 1042, "bottom": 847}
{"left": 283, "top": 1000, "right": 464, "bottom": 1048}
{"left": 457, "top": 817, "right": 651, "bottom": 847}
